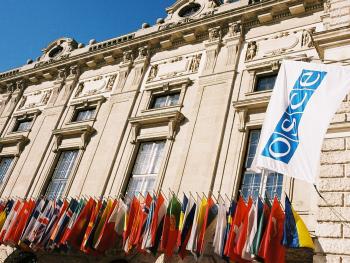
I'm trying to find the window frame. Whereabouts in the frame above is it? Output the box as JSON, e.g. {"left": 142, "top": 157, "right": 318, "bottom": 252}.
{"left": 71, "top": 106, "right": 97, "bottom": 123}
{"left": 254, "top": 73, "right": 278, "bottom": 92}
{"left": 42, "top": 148, "right": 81, "bottom": 200}
{"left": 8, "top": 110, "right": 41, "bottom": 136}
{"left": 236, "top": 127, "right": 290, "bottom": 204}
{"left": 149, "top": 91, "right": 181, "bottom": 110}
{"left": 124, "top": 140, "right": 167, "bottom": 200}
{"left": 66, "top": 95, "right": 106, "bottom": 125}
{"left": 142, "top": 77, "right": 191, "bottom": 114}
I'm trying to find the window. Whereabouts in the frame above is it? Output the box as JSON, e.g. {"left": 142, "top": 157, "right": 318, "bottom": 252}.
{"left": 126, "top": 141, "right": 166, "bottom": 199}
{"left": 72, "top": 107, "right": 96, "bottom": 122}
{"left": 13, "top": 118, "right": 33, "bottom": 132}
{"left": 255, "top": 74, "right": 277, "bottom": 92}
{"left": 240, "top": 130, "right": 283, "bottom": 201}
{"left": 45, "top": 150, "right": 78, "bottom": 199}
{"left": 0, "top": 157, "right": 13, "bottom": 184}
{"left": 150, "top": 92, "right": 180, "bottom": 109}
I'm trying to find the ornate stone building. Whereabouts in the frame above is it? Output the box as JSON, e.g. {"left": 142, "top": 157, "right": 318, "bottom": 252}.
{"left": 0, "top": 0, "right": 349, "bottom": 262}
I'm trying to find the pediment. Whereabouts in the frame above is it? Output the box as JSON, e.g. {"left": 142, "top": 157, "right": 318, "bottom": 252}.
{"left": 163, "top": 0, "right": 222, "bottom": 25}
{"left": 38, "top": 37, "right": 78, "bottom": 62}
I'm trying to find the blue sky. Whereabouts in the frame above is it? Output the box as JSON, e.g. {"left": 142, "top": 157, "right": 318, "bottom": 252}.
{"left": 0, "top": 0, "right": 175, "bottom": 72}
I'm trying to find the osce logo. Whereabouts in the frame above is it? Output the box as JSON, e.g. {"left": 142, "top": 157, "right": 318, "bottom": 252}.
{"left": 262, "top": 69, "right": 327, "bottom": 164}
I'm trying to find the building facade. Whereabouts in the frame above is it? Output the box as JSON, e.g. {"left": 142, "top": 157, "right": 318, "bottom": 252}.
{"left": 0, "top": 0, "right": 349, "bottom": 262}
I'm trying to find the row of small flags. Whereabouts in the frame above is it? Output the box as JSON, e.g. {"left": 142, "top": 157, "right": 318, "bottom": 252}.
{"left": 0, "top": 192, "right": 314, "bottom": 262}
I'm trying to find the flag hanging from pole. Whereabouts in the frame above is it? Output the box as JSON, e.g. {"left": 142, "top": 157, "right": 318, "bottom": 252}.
{"left": 251, "top": 60, "right": 350, "bottom": 184}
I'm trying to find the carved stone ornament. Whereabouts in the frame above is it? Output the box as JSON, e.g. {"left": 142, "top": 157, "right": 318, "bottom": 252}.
{"left": 324, "top": 0, "right": 331, "bottom": 13}
{"left": 208, "top": 26, "right": 221, "bottom": 42}
{"left": 17, "top": 89, "right": 53, "bottom": 110}
{"left": 34, "top": 38, "right": 78, "bottom": 68}
{"left": 188, "top": 54, "right": 202, "bottom": 72}
{"left": 228, "top": 21, "right": 242, "bottom": 37}
{"left": 122, "top": 50, "right": 134, "bottom": 64}
{"left": 106, "top": 74, "right": 118, "bottom": 90}
{"left": 245, "top": 41, "right": 257, "bottom": 61}
{"left": 148, "top": 64, "right": 159, "bottom": 81}
{"left": 137, "top": 46, "right": 149, "bottom": 60}
{"left": 301, "top": 29, "right": 314, "bottom": 48}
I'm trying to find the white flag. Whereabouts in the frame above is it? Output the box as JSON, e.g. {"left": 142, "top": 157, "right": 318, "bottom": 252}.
{"left": 251, "top": 60, "right": 350, "bottom": 184}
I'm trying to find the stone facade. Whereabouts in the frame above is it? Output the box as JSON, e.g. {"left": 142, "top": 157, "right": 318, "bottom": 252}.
{"left": 0, "top": 0, "right": 350, "bottom": 262}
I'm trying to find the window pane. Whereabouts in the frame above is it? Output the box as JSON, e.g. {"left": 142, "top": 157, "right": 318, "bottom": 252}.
{"left": 240, "top": 130, "right": 283, "bottom": 202}
{"left": 13, "top": 119, "right": 32, "bottom": 132}
{"left": 45, "top": 150, "right": 78, "bottom": 199}
{"left": 0, "top": 157, "right": 13, "bottom": 183}
{"left": 126, "top": 141, "right": 166, "bottom": 199}
{"left": 255, "top": 75, "right": 277, "bottom": 92}
{"left": 151, "top": 92, "right": 180, "bottom": 109}
{"left": 73, "top": 108, "right": 96, "bottom": 122}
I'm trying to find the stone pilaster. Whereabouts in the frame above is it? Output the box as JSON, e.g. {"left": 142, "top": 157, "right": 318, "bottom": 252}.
{"left": 112, "top": 50, "right": 134, "bottom": 94}
{"left": 202, "top": 26, "right": 222, "bottom": 75}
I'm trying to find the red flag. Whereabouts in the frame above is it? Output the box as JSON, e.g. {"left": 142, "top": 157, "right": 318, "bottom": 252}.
{"left": 94, "top": 199, "right": 118, "bottom": 252}
{"left": 224, "top": 197, "right": 247, "bottom": 259}
{"left": 123, "top": 197, "right": 140, "bottom": 252}
{"left": 258, "top": 197, "right": 285, "bottom": 263}
{"left": 0, "top": 200, "right": 23, "bottom": 244}
{"left": 161, "top": 195, "right": 181, "bottom": 257}
{"left": 135, "top": 194, "right": 153, "bottom": 251}
{"left": 233, "top": 197, "right": 253, "bottom": 262}
{"left": 80, "top": 200, "right": 102, "bottom": 253}
{"left": 4, "top": 200, "right": 35, "bottom": 246}
{"left": 67, "top": 198, "right": 96, "bottom": 249}
{"left": 150, "top": 194, "right": 166, "bottom": 247}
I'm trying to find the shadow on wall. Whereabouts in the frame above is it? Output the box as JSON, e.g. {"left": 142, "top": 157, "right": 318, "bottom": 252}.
{"left": 4, "top": 250, "right": 37, "bottom": 263}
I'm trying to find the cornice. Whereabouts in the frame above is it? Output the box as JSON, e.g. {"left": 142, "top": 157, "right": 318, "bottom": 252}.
{"left": 0, "top": 0, "right": 323, "bottom": 85}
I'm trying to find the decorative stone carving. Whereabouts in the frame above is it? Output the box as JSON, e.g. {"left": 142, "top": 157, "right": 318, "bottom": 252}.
{"left": 17, "top": 89, "right": 53, "bottom": 110}
{"left": 137, "top": 46, "right": 149, "bottom": 60}
{"left": 148, "top": 65, "right": 159, "bottom": 81}
{"left": 0, "top": 135, "right": 29, "bottom": 157}
{"left": 106, "top": 74, "right": 118, "bottom": 90}
{"left": 246, "top": 41, "right": 257, "bottom": 61}
{"left": 324, "top": 0, "right": 331, "bottom": 13}
{"left": 188, "top": 54, "right": 202, "bottom": 72}
{"left": 301, "top": 29, "right": 313, "bottom": 48}
{"left": 208, "top": 26, "right": 221, "bottom": 42}
{"left": 122, "top": 50, "right": 133, "bottom": 64}
{"left": 228, "top": 21, "right": 242, "bottom": 37}
{"left": 68, "top": 65, "right": 80, "bottom": 78}
{"left": 34, "top": 38, "right": 78, "bottom": 68}
{"left": 74, "top": 74, "right": 115, "bottom": 98}
{"left": 57, "top": 68, "right": 67, "bottom": 82}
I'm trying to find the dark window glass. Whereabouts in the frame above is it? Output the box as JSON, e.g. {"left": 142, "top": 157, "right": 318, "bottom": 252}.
{"left": 72, "top": 107, "right": 96, "bottom": 122}
{"left": 13, "top": 119, "right": 33, "bottom": 132}
{"left": 179, "top": 3, "right": 201, "bottom": 17}
{"left": 45, "top": 150, "right": 78, "bottom": 199}
{"left": 126, "top": 141, "right": 166, "bottom": 200}
{"left": 0, "top": 157, "right": 13, "bottom": 183}
{"left": 240, "top": 130, "right": 283, "bottom": 201}
{"left": 255, "top": 74, "right": 277, "bottom": 92}
{"left": 150, "top": 92, "right": 180, "bottom": 109}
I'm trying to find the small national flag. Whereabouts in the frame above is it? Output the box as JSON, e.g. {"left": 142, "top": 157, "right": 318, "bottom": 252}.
{"left": 67, "top": 198, "right": 96, "bottom": 250}
{"left": 178, "top": 196, "right": 196, "bottom": 260}
{"left": 134, "top": 194, "right": 152, "bottom": 251}
{"left": 161, "top": 195, "right": 181, "bottom": 257}
{"left": 177, "top": 194, "right": 188, "bottom": 247}
{"left": 251, "top": 196, "right": 270, "bottom": 255}
{"left": 213, "top": 198, "right": 227, "bottom": 257}
{"left": 0, "top": 200, "right": 14, "bottom": 233}
{"left": 258, "top": 197, "right": 285, "bottom": 263}
{"left": 282, "top": 195, "right": 314, "bottom": 249}
{"left": 0, "top": 200, "right": 23, "bottom": 243}
{"left": 141, "top": 196, "right": 156, "bottom": 250}
{"left": 186, "top": 196, "right": 207, "bottom": 258}
{"left": 149, "top": 194, "right": 167, "bottom": 255}
{"left": 224, "top": 197, "right": 247, "bottom": 259}
{"left": 197, "top": 197, "right": 218, "bottom": 256}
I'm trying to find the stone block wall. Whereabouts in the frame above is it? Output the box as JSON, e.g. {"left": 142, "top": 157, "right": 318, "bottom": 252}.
{"left": 315, "top": 136, "right": 350, "bottom": 262}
